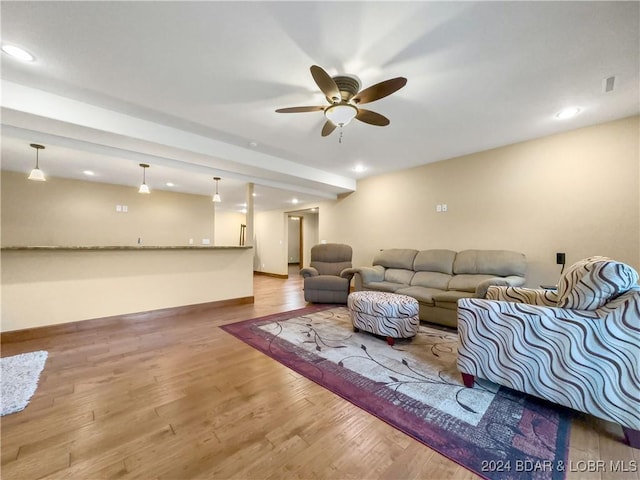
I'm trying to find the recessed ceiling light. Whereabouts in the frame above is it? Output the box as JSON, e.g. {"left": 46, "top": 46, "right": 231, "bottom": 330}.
{"left": 352, "top": 164, "right": 366, "bottom": 173}
{"left": 555, "top": 107, "right": 581, "bottom": 120}
{"left": 2, "top": 44, "right": 34, "bottom": 62}
{"left": 248, "top": 141, "right": 258, "bottom": 148}
{"left": 83, "top": 170, "right": 95, "bottom": 176}
{"left": 166, "top": 182, "right": 175, "bottom": 187}
{"left": 252, "top": 192, "right": 257, "bottom": 197}
{"left": 292, "top": 198, "right": 299, "bottom": 205}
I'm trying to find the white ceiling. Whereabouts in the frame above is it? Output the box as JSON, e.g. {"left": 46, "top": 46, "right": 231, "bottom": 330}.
{"left": 1, "top": 1, "right": 638, "bottom": 212}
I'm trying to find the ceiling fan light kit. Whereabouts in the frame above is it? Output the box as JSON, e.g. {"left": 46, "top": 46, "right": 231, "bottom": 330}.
{"left": 325, "top": 104, "right": 358, "bottom": 126}
{"left": 276, "top": 65, "right": 407, "bottom": 140}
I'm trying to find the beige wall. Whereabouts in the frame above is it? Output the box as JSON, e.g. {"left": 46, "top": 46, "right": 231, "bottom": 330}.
{"left": 253, "top": 210, "right": 288, "bottom": 275}
{"left": 317, "top": 116, "right": 639, "bottom": 287}
{"left": 253, "top": 209, "right": 320, "bottom": 274}
{"left": 1, "top": 171, "right": 243, "bottom": 247}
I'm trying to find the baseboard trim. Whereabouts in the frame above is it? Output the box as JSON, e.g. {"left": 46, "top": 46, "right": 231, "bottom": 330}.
{"left": 0, "top": 296, "right": 254, "bottom": 344}
{"left": 253, "top": 271, "right": 289, "bottom": 279}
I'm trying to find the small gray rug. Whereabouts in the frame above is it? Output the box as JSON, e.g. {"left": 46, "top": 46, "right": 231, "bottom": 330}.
{"left": 1, "top": 350, "right": 48, "bottom": 416}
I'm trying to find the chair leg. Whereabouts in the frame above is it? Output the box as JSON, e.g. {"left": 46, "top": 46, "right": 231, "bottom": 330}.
{"left": 461, "top": 373, "right": 475, "bottom": 388}
{"left": 623, "top": 426, "right": 640, "bottom": 449}
{"left": 386, "top": 336, "right": 395, "bottom": 346}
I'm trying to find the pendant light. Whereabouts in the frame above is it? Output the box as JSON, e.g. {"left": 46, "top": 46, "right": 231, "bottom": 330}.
{"left": 212, "top": 177, "right": 221, "bottom": 203}
{"left": 28, "top": 143, "right": 46, "bottom": 181}
{"left": 138, "top": 163, "right": 150, "bottom": 194}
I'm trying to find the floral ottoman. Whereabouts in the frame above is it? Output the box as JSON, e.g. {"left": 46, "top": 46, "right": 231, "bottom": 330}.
{"left": 347, "top": 291, "right": 419, "bottom": 345}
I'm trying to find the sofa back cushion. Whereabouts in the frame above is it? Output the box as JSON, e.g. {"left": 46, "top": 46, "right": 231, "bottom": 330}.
{"left": 373, "top": 249, "right": 418, "bottom": 270}
{"left": 413, "top": 249, "right": 456, "bottom": 274}
{"left": 384, "top": 268, "right": 415, "bottom": 285}
{"left": 448, "top": 274, "right": 497, "bottom": 293}
{"left": 411, "top": 271, "right": 452, "bottom": 290}
{"left": 453, "top": 250, "right": 527, "bottom": 277}
{"left": 557, "top": 256, "right": 639, "bottom": 310}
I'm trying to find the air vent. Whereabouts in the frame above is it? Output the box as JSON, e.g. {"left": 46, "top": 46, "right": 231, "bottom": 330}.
{"left": 602, "top": 75, "right": 616, "bottom": 93}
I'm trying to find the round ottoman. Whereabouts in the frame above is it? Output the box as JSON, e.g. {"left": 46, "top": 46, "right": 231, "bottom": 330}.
{"left": 347, "top": 291, "right": 419, "bottom": 345}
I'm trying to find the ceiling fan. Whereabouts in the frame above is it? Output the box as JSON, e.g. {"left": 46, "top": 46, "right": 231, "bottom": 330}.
{"left": 276, "top": 65, "right": 407, "bottom": 139}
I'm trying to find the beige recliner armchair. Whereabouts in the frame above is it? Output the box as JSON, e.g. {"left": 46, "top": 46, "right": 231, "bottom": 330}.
{"left": 457, "top": 256, "right": 640, "bottom": 448}
{"left": 300, "top": 243, "right": 354, "bottom": 304}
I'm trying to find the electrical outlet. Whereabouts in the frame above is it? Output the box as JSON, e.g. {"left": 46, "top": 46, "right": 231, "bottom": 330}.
{"left": 436, "top": 204, "right": 442, "bottom": 212}
{"left": 116, "top": 205, "right": 122, "bottom": 212}
{"left": 202, "top": 238, "right": 210, "bottom": 245}
{"left": 442, "top": 204, "right": 448, "bottom": 212}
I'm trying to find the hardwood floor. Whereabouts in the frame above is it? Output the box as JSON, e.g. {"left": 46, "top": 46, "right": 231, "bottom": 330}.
{"left": 1, "top": 267, "right": 638, "bottom": 479}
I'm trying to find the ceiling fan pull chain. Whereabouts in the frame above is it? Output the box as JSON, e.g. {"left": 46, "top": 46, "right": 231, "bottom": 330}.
{"left": 339, "top": 126, "right": 343, "bottom": 144}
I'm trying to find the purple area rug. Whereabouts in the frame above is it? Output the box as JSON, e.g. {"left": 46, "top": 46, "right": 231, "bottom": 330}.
{"left": 221, "top": 305, "right": 572, "bottom": 480}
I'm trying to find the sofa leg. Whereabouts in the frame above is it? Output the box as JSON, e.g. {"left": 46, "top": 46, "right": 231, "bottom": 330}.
{"left": 461, "top": 373, "right": 475, "bottom": 388}
{"left": 622, "top": 426, "right": 640, "bottom": 449}
{"left": 353, "top": 326, "right": 359, "bottom": 333}
{"left": 386, "top": 336, "right": 395, "bottom": 346}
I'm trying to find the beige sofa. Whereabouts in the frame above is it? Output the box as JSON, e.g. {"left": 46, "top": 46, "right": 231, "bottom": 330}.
{"left": 350, "top": 249, "right": 526, "bottom": 328}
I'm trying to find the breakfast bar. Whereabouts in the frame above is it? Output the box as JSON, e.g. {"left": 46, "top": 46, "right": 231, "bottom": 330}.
{"left": 1, "top": 245, "right": 254, "bottom": 332}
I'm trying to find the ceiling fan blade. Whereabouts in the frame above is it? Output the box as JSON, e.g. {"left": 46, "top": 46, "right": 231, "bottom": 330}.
{"left": 355, "top": 109, "right": 390, "bottom": 126}
{"left": 352, "top": 77, "right": 407, "bottom": 105}
{"left": 275, "top": 106, "right": 325, "bottom": 113}
{"left": 310, "top": 65, "right": 341, "bottom": 103}
{"left": 321, "top": 120, "right": 337, "bottom": 137}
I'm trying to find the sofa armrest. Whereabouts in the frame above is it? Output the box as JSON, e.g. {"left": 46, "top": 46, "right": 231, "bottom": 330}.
{"left": 475, "top": 276, "right": 526, "bottom": 298}
{"left": 340, "top": 268, "right": 356, "bottom": 281}
{"left": 355, "top": 265, "right": 385, "bottom": 284}
{"left": 486, "top": 286, "right": 558, "bottom": 306}
{"left": 300, "top": 267, "right": 319, "bottom": 279}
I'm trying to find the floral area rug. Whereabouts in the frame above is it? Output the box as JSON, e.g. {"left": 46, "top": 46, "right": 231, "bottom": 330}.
{"left": 222, "top": 306, "right": 571, "bottom": 480}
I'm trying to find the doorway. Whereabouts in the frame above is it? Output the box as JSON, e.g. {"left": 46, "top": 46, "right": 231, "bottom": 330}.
{"left": 287, "top": 208, "right": 319, "bottom": 271}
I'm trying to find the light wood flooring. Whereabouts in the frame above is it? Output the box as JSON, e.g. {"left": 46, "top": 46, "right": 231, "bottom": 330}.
{"left": 1, "top": 267, "right": 638, "bottom": 479}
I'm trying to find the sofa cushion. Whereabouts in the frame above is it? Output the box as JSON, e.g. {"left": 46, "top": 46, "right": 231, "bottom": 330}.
{"left": 410, "top": 271, "right": 452, "bottom": 290}
{"left": 557, "top": 256, "right": 639, "bottom": 310}
{"left": 396, "top": 286, "right": 444, "bottom": 305}
{"left": 448, "top": 274, "right": 497, "bottom": 293}
{"left": 373, "top": 249, "right": 418, "bottom": 270}
{"left": 384, "top": 268, "right": 415, "bottom": 285}
{"left": 453, "top": 250, "right": 527, "bottom": 277}
{"left": 413, "top": 249, "right": 456, "bottom": 274}
{"left": 364, "top": 282, "right": 406, "bottom": 293}
{"left": 432, "top": 290, "right": 476, "bottom": 310}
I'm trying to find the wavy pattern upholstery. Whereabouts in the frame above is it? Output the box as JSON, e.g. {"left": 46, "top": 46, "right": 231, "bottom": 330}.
{"left": 457, "top": 257, "right": 640, "bottom": 447}
{"left": 348, "top": 291, "right": 419, "bottom": 341}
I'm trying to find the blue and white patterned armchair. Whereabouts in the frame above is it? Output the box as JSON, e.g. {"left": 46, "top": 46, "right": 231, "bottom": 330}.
{"left": 457, "top": 256, "right": 640, "bottom": 448}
